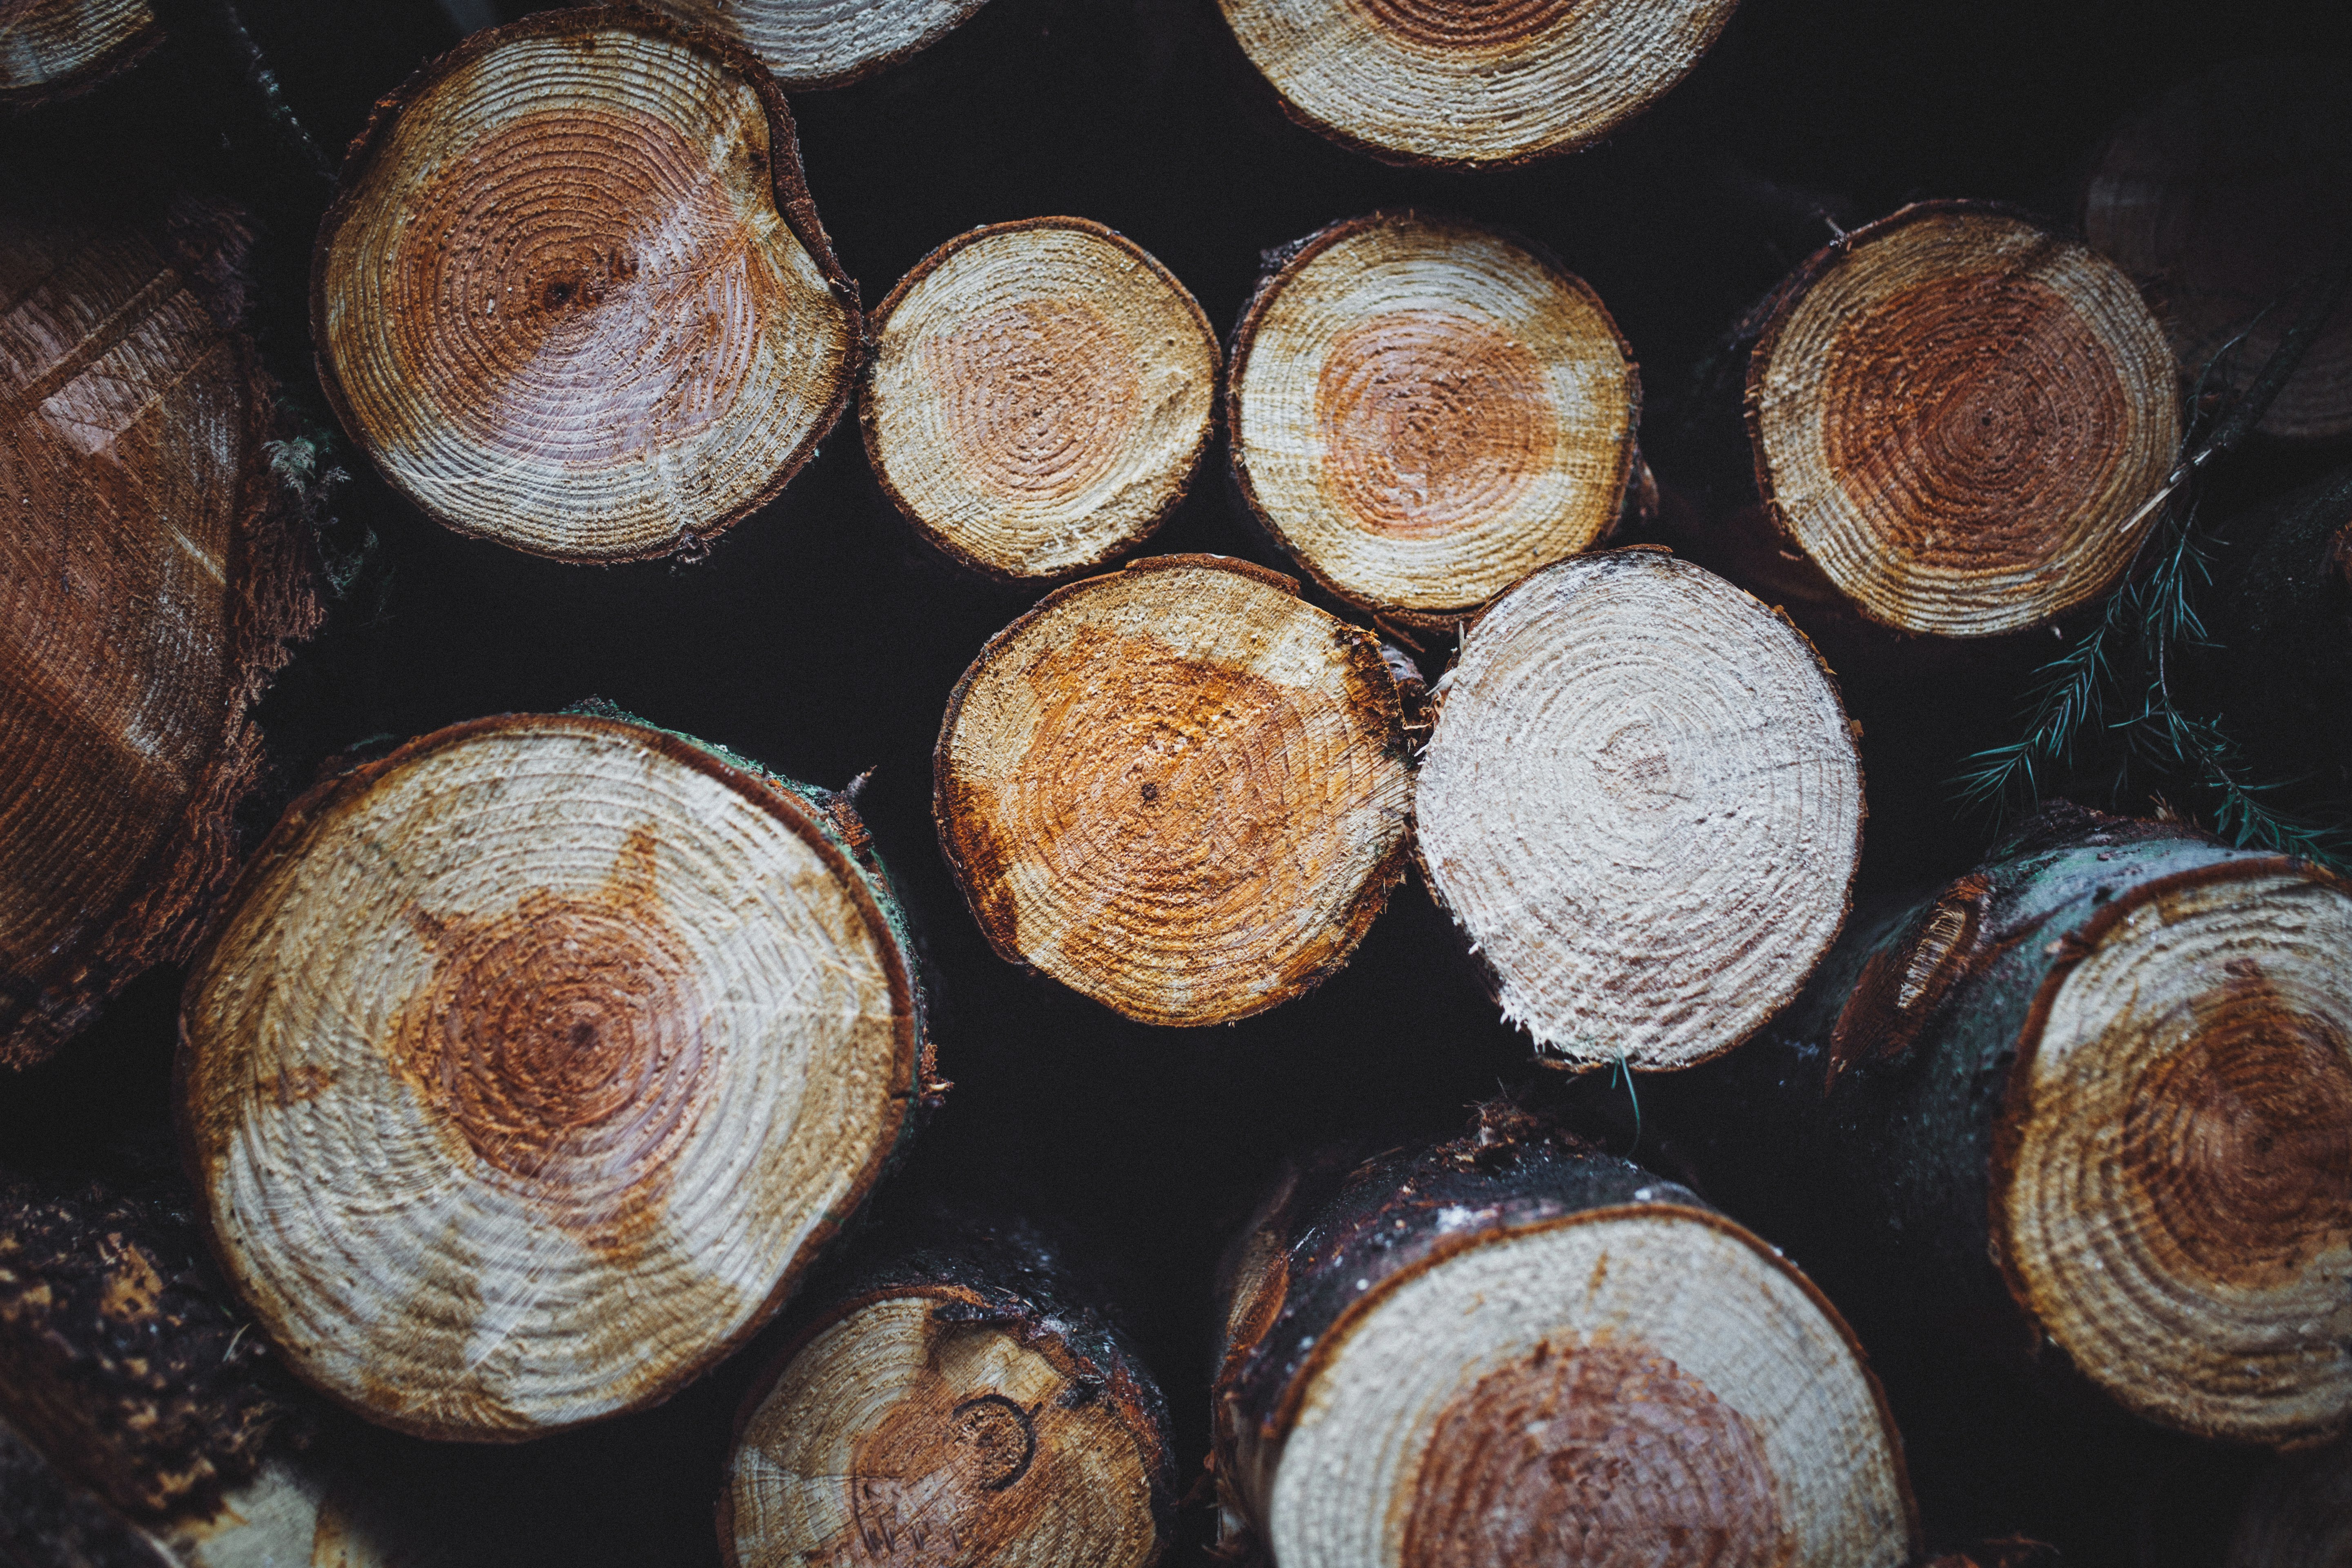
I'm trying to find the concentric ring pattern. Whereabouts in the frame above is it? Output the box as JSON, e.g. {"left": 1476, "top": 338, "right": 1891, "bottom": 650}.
{"left": 181, "top": 717, "right": 913, "bottom": 1439}
{"left": 642, "top": 0, "right": 993, "bottom": 90}
{"left": 0, "top": 0, "right": 155, "bottom": 100}
{"left": 315, "top": 21, "right": 856, "bottom": 561}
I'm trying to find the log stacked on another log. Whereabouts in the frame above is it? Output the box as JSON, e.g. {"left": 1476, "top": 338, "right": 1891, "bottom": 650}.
{"left": 1211, "top": 1103, "right": 1919, "bottom": 1567}
{"left": 178, "top": 710, "right": 931, "bottom": 1441}
{"left": 0, "top": 0, "right": 159, "bottom": 108}
{"left": 644, "top": 0, "right": 994, "bottom": 91}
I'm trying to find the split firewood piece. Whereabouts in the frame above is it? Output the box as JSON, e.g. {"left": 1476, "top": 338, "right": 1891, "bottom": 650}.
{"left": 311, "top": 8, "right": 860, "bottom": 563}
{"left": 2082, "top": 59, "right": 2352, "bottom": 442}
{"left": 1228, "top": 211, "right": 1638, "bottom": 628}
{"left": 1215, "top": 0, "right": 1741, "bottom": 168}
{"left": 643, "top": 0, "right": 993, "bottom": 91}
{"left": 723, "top": 1207, "right": 1175, "bottom": 1568}
{"left": 0, "top": 176, "right": 320, "bottom": 1072}
{"left": 1211, "top": 1104, "right": 1918, "bottom": 1568}
{"left": 179, "top": 711, "right": 930, "bottom": 1441}
{"left": 1757, "top": 804, "right": 2352, "bottom": 1446}
{"left": 1415, "top": 548, "right": 1862, "bottom": 1071}
{"left": 2228, "top": 1440, "right": 2351, "bottom": 1568}
{"left": 935, "top": 554, "right": 1413, "bottom": 1027}
{"left": 1744, "top": 201, "right": 2178, "bottom": 638}
{"left": 862, "top": 218, "right": 1219, "bottom": 582}
{"left": 0, "top": 0, "right": 160, "bottom": 107}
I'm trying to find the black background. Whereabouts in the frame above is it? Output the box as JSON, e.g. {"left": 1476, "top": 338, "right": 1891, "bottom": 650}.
{"left": 4, "top": 0, "right": 2349, "bottom": 1562}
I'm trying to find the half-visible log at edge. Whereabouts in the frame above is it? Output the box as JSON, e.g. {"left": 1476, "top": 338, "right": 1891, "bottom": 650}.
{"left": 0, "top": 0, "right": 162, "bottom": 111}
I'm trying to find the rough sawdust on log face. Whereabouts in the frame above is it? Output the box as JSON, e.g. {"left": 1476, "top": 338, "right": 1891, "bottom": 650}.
{"left": 728, "top": 1296, "right": 1162, "bottom": 1568}
{"left": 0, "top": 0, "right": 156, "bottom": 103}
{"left": 315, "top": 19, "right": 856, "bottom": 562}
{"left": 1214, "top": 0, "right": 1742, "bottom": 166}
{"left": 1267, "top": 1213, "right": 1911, "bottom": 1568}
{"left": 868, "top": 221, "right": 1216, "bottom": 579}
{"left": 181, "top": 717, "right": 914, "bottom": 1440}
{"left": 640, "top": 0, "right": 993, "bottom": 90}
{"left": 1999, "top": 867, "right": 2352, "bottom": 1445}
{"left": 1414, "top": 550, "right": 1862, "bottom": 1070}
{"left": 1233, "top": 214, "right": 1635, "bottom": 621}
{"left": 1750, "top": 205, "right": 2177, "bottom": 637}
{"left": 936, "top": 561, "right": 1412, "bottom": 1027}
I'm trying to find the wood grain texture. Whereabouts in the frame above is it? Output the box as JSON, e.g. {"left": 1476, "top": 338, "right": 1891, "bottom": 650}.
{"left": 862, "top": 218, "right": 1218, "bottom": 582}
{"left": 0, "top": 177, "right": 320, "bottom": 1071}
{"left": 1747, "top": 202, "right": 2178, "bottom": 637}
{"left": 1414, "top": 549, "right": 1862, "bottom": 1071}
{"left": 0, "top": 0, "right": 158, "bottom": 108}
{"left": 2083, "top": 58, "right": 2352, "bottom": 442}
{"left": 2226, "top": 1439, "right": 2350, "bottom": 1568}
{"left": 1215, "top": 0, "right": 1743, "bottom": 168}
{"left": 935, "top": 554, "right": 1413, "bottom": 1027}
{"left": 1211, "top": 1107, "right": 1917, "bottom": 1568}
{"left": 641, "top": 0, "right": 993, "bottom": 90}
{"left": 311, "top": 8, "right": 860, "bottom": 563}
{"left": 179, "top": 713, "right": 927, "bottom": 1441}
{"left": 1229, "top": 211, "right": 1637, "bottom": 626}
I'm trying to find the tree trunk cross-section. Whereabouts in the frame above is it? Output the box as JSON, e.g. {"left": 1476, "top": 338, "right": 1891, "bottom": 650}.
{"left": 1211, "top": 1105, "right": 1918, "bottom": 1568}
{"left": 178, "top": 712, "right": 930, "bottom": 1442}
{"left": 722, "top": 1211, "right": 1175, "bottom": 1568}
{"left": 641, "top": 0, "right": 993, "bottom": 91}
{"left": 862, "top": 218, "right": 1219, "bottom": 583}
{"left": 2082, "top": 58, "right": 2352, "bottom": 443}
{"left": 0, "top": 0, "right": 159, "bottom": 109}
{"left": 1228, "top": 211, "right": 1639, "bottom": 628}
{"left": 311, "top": 8, "right": 860, "bottom": 563}
{"left": 1746, "top": 202, "right": 2179, "bottom": 638}
{"left": 1214, "top": 0, "right": 1743, "bottom": 169}
{"left": 935, "top": 554, "right": 1414, "bottom": 1027}
{"left": 1414, "top": 548, "right": 1863, "bottom": 1071}
{"left": 0, "top": 177, "right": 320, "bottom": 1072}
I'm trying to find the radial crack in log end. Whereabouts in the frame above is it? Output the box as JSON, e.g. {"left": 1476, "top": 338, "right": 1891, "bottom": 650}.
{"left": 1216, "top": 0, "right": 1742, "bottom": 168}
{"left": 1229, "top": 211, "right": 1638, "bottom": 627}
{"left": 641, "top": 0, "right": 993, "bottom": 91}
{"left": 310, "top": 8, "right": 860, "bottom": 563}
{"left": 2082, "top": 58, "right": 2352, "bottom": 443}
{"left": 178, "top": 713, "right": 925, "bottom": 1441}
{"left": 0, "top": 0, "right": 160, "bottom": 109}
{"left": 1415, "top": 548, "right": 1863, "bottom": 1071}
{"left": 864, "top": 218, "right": 1220, "bottom": 582}
{"left": 935, "top": 554, "right": 1414, "bottom": 1027}
{"left": 1746, "top": 201, "right": 2178, "bottom": 638}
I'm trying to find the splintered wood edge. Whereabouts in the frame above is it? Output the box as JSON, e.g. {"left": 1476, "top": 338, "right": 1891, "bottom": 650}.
{"left": 1214, "top": 0, "right": 1744, "bottom": 170}
{"left": 642, "top": 0, "right": 995, "bottom": 91}
{"left": 861, "top": 217, "right": 1221, "bottom": 583}
{"left": 1745, "top": 200, "right": 2180, "bottom": 638}
{"left": 175, "top": 713, "right": 924, "bottom": 1442}
{"left": 1415, "top": 549, "right": 1863, "bottom": 1071}
{"left": 0, "top": 0, "right": 162, "bottom": 109}
{"left": 309, "top": 7, "right": 862, "bottom": 564}
{"left": 1261, "top": 1206, "right": 1918, "bottom": 1568}
{"left": 933, "top": 553, "right": 1414, "bottom": 1026}
{"left": 1227, "top": 209, "right": 1638, "bottom": 627}
{"left": 1991, "top": 856, "right": 2352, "bottom": 1446}
{"left": 720, "top": 1285, "right": 1173, "bottom": 1568}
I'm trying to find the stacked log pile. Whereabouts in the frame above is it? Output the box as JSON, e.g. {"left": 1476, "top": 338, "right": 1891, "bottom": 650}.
{"left": 3, "top": 2, "right": 2346, "bottom": 1566}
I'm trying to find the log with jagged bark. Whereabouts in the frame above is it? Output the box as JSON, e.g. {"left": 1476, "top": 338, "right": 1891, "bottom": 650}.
{"left": 1414, "top": 548, "right": 1863, "bottom": 1071}
{"left": 1209, "top": 1104, "right": 1919, "bottom": 1567}
{"left": 935, "top": 554, "right": 1414, "bottom": 1026}
{"left": 0, "top": 0, "right": 160, "bottom": 108}
{"left": 0, "top": 172, "right": 319, "bottom": 1073}
{"left": 862, "top": 217, "right": 1218, "bottom": 582}
{"left": 310, "top": 7, "right": 860, "bottom": 562}
{"left": 177, "top": 710, "right": 932, "bottom": 1442}
{"left": 642, "top": 0, "right": 993, "bottom": 90}
{"left": 722, "top": 1205, "right": 1176, "bottom": 1568}
{"left": 1227, "top": 210, "right": 1640, "bottom": 628}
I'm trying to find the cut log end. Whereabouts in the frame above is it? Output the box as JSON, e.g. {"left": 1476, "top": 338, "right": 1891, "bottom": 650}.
{"left": 1748, "top": 203, "right": 2178, "bottom": 637}
{"left": 1997, "top": 863, "right": 2352, "bottom": 1446}
{"left": 725, "top": 1292, "right": 1168, "bottom": 1568}
{"left": 1265, "top": 1213, "right": 1913, "bottom": 1568}
{"left": 1215, "top": 0, "right": 1741, "bottom": 167}
{"left": 2083, "top": 58, "right": 2352, "bottom": 443}
{"left": 935, "top": 555, "right": 1413, "bottom": 1027}
{"left": 864, "top": 218, "right": 1218, "bottom": 581}
{"left": 0, "top": 0, "right": 159, "bottom": 107}
{"left": 1230, "top": 212, "right": 1637, "bottom": 624}
{"left": 1417, "top": 550, "right": 1862, "bottom": 1071}
{"left": 178, "top": 714, "right": 923, "bottom": 1441}
{"left": 312, "top": 9, "right": 860, "bottom": 563}
{"left": 644, "top": 0, "right": 992, "bottom": 90}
